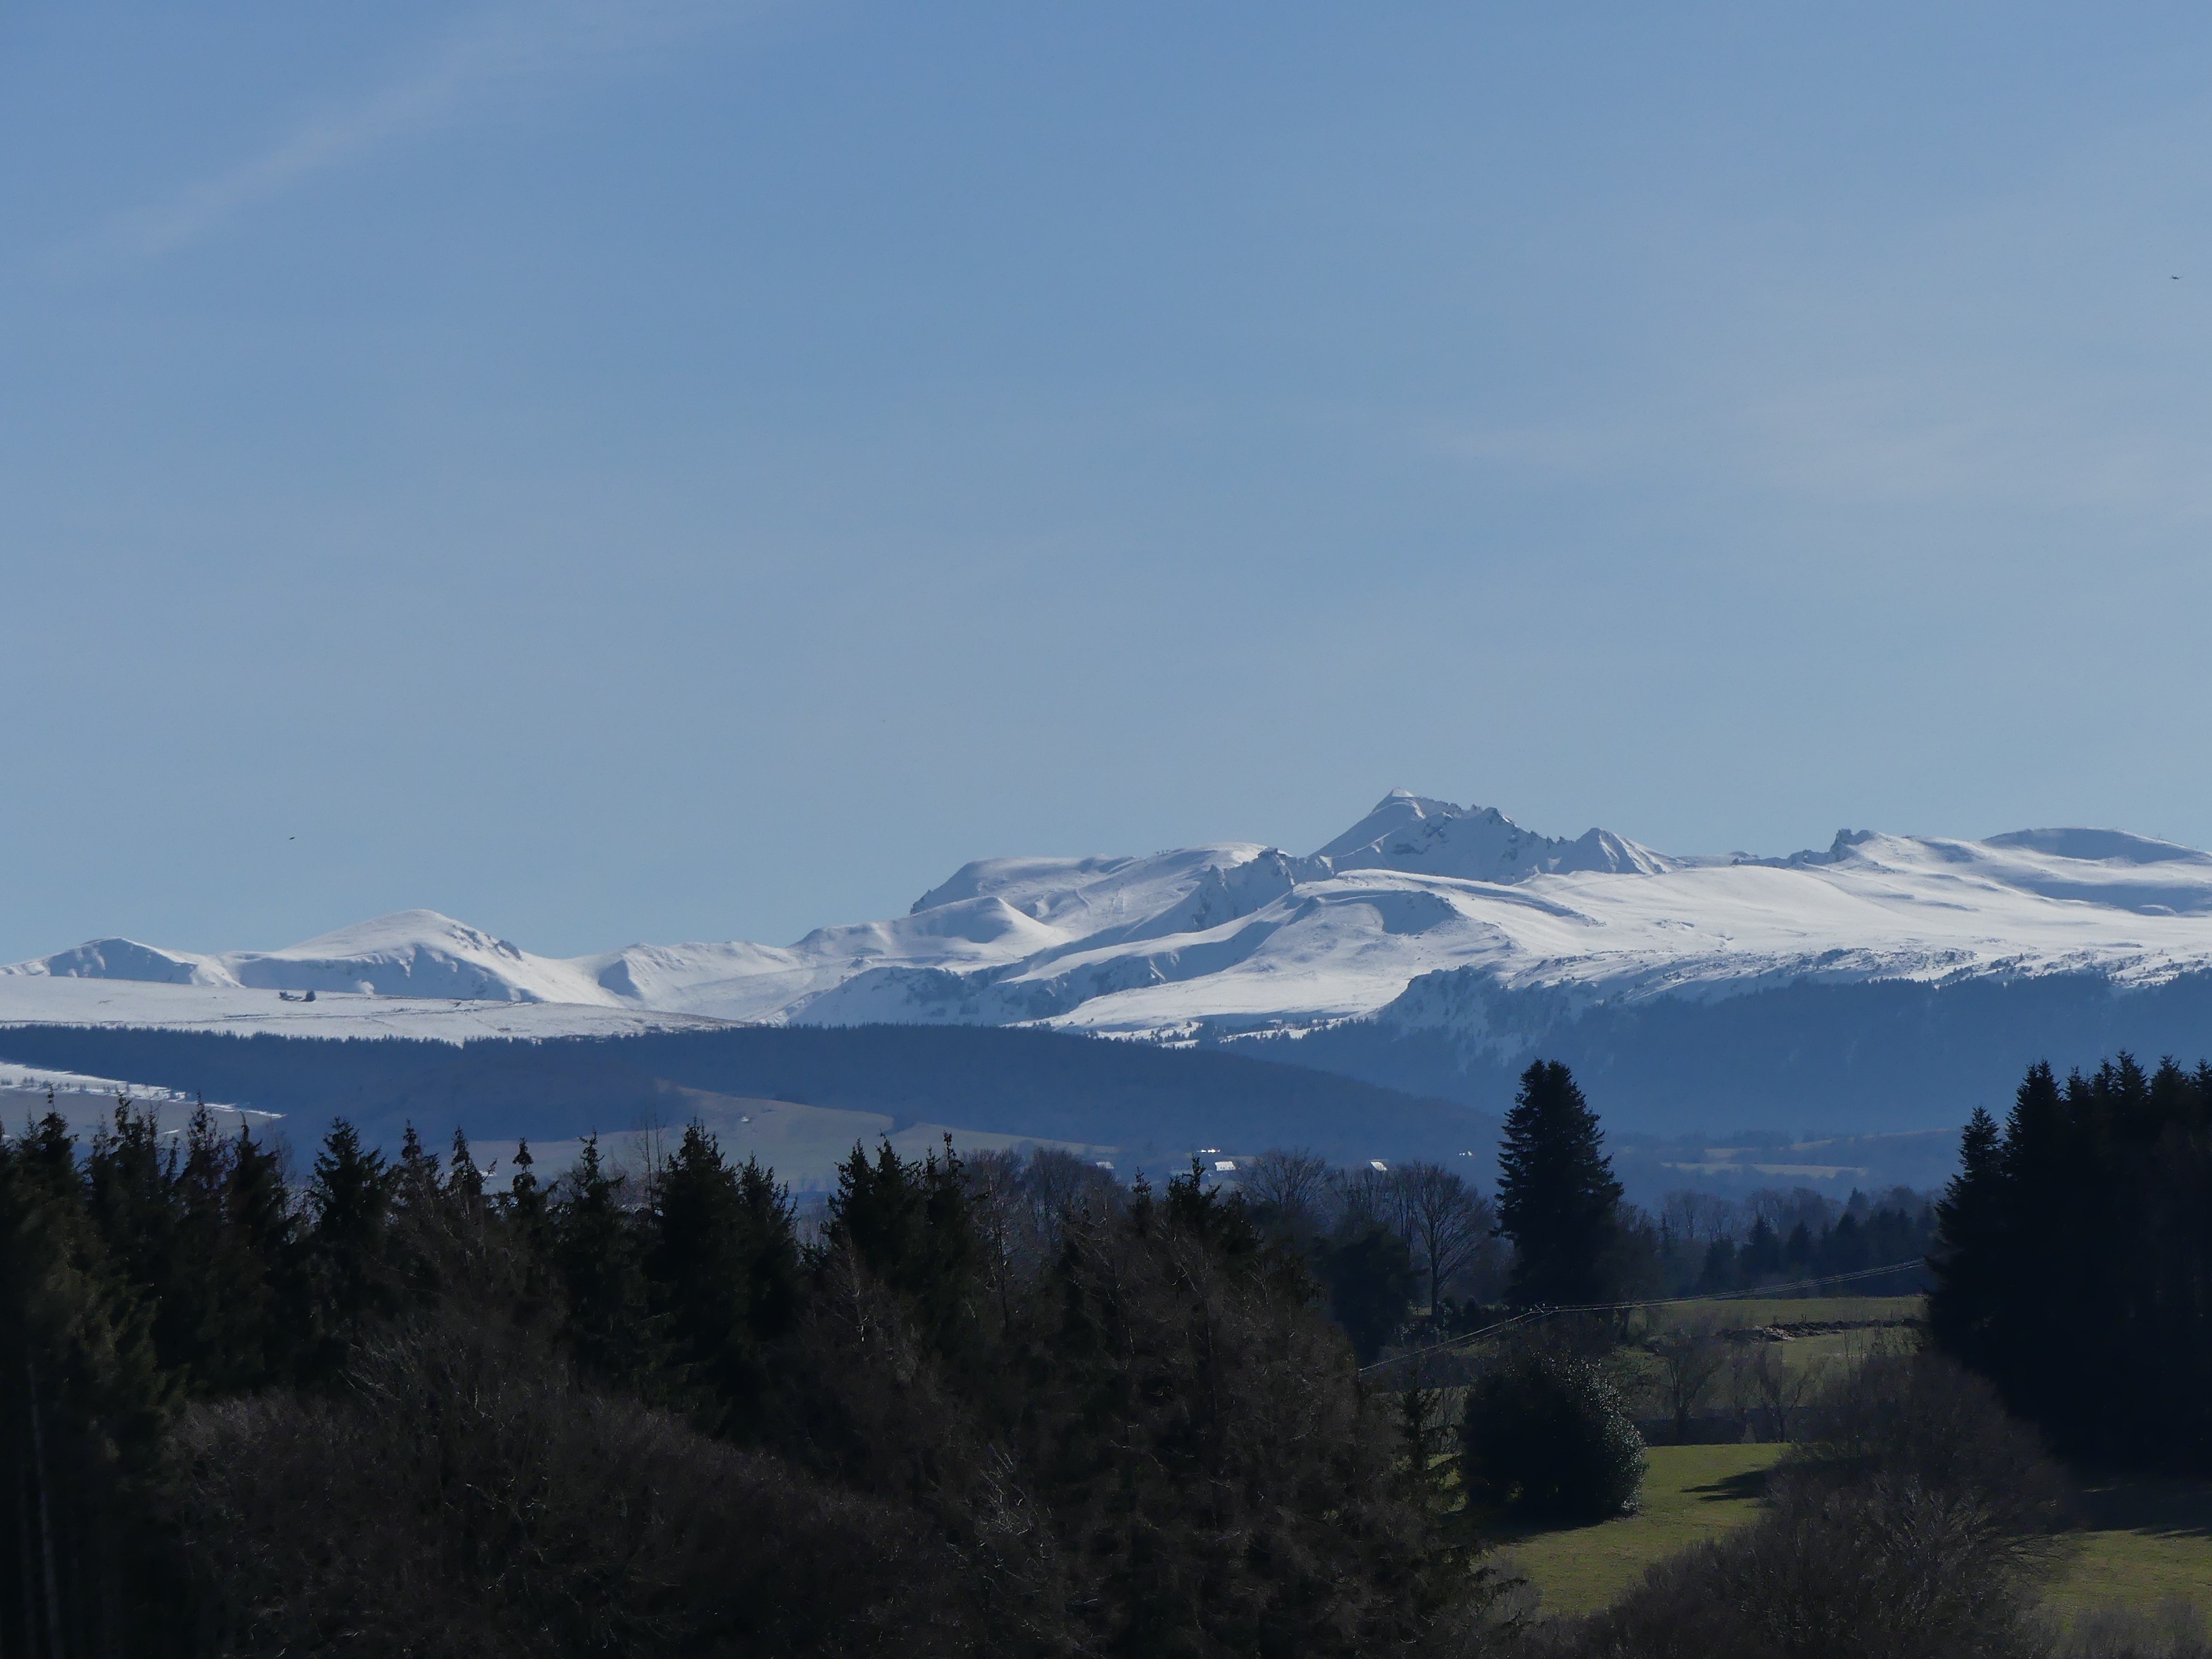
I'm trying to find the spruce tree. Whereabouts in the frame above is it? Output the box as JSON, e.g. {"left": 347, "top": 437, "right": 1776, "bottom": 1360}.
{"left": 508, "top": 1137, "right": 544, "bottom": 1229}
{"left": 1697, "top": 1235, "right": 1739, "bottom": 1294}
{"left": 446, "top": 1127, "right": 485, "bottom": 1205}
{"left": 647, "top": 1126, "right": 799, "bottom": 1436}
{"left": 231, "top": 1124, "right": 302, "bottom": 1381}
{"left": 1494, "top": 1061, "right": 1624, "bottom": 1307}
{"left": 2001, "top": 1061, "right": 2075, "bottom": 1426}
{"left": 394, "top": 1120, "right": 441, "bottom": 1212}
{"left": 305, "top": 1119, "right": 396, "bottom": 1370}
{"left": 0, "top": 1113, "right": 170, "bottom": 1650}
{"left": 1740, "top": 1215, "right": 1784, "bottom": 1282}
{"left": 1784, "top": 1220, "right": 1814, "bottom": 1272}
{"left": 160, "top": 1106, "right": 291, "bottom": 1394}
{"left": 823, "top": 1139, "right": 979, "bottom": 1365}
{"left": 733, "top": 1153, "right": 801, "bottom": 1343}
{"left": 1927, "top": 1106, "right": 2007, "bottom": 1376}
{"left": 83, "top": 1101, "right": 180, "bottom": 1316}
{"left": 552, "top": 1136, "right": 662, "bottom": 1389}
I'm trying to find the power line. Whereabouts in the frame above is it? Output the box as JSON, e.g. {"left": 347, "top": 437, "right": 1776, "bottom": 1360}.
{"left": 1358, "top": 1256, "right": 1928, "bottom": 1378}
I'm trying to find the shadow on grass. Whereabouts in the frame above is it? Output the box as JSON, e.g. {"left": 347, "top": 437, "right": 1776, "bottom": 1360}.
{"left": 1683, "top": 1467, "right": 1771, "bottom": 1506}
{"left": 2071, "top": 1473, "right": 2212, "bottom": 1541}
{"left": 1489, "top": 1460, "right": 1777, "bottom": 1546}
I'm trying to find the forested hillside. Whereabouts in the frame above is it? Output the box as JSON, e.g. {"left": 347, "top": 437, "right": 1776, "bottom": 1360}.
{"left": 1269, "top": 966, "right": 2212, "bottom": 1134}
{"left": 0, "top": 1021, "right": 1496, "bottom": 1169}
{"left": 1, "top": 1050, "right": 2193, "bottom": 1655}
{"left": 0, "top": 1106, "right": 1493, "bottom": 1656}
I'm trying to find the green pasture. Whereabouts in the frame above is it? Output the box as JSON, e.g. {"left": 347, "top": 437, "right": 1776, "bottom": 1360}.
{"left": 1639, "top": 1294, "right": 1924, "bottom": 1332}
{"left": 1771, "top": 1327, "right": 1881, "bottom": 1378}
{"left": 1486, "top": 1296, "right": 2211, "bottom": 1625}
{"left": 1496, "top": 1441, "right": 2212, "bottom": 1626}
{"left": 1631, "top": 1294, "right": 1923, "bottom": 1389}
{"left": 2041, "top": 1472, "right": 2212, "bottom": 1619}
{"left": 1493, "top": 1443, "right": 1783, "bottom": 1616}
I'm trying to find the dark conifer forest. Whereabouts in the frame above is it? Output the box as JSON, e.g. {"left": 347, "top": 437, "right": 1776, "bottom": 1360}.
{"left": 0, "top": 1050, "right": 2200, "bottom": 1655}
{"left": 0, "top": 1105, "right": 1492, "bottom": 1656}
{"left": 1929, "top": 1053, "right": 2212, "bottom": 1473}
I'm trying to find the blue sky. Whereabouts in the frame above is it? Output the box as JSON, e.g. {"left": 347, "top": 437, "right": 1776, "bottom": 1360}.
{"left": 6, "top": 2, "right": 2212, "bottom": 959}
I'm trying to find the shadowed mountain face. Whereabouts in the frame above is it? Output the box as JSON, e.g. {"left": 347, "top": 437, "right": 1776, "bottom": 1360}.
{"left": 1246, "top": 966, "right": 2212, "bottom": 1136}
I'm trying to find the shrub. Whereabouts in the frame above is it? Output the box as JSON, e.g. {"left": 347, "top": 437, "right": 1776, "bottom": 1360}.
{"left": 2060, "top": 1599, "right": 2212, "bottom": 1659}
{"left": 1460, "top": 1350, "right": 1645, "bottom": 1523}
{"left": 1551, "top": 1352, "right": 2067, "bottom": 1659}
{"left": 1570, "top": 1483, "right": 2043, "bottom": 1659}
{"left": 1784, "top": 1349, "right": 2069, "bottom": 1542}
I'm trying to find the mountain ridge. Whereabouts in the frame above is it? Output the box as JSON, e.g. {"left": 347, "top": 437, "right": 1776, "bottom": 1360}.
{"left": 9, "top": 790, "right": 2212, "bottom": 1067}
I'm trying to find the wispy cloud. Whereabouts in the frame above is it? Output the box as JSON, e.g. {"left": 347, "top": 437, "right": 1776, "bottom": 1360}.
{"left": 62, "top": 0, "right": 748, "bottom": 266}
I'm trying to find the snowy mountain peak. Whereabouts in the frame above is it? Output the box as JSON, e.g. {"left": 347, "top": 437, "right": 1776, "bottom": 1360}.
{"left": 1311, "top": 790, "right": 1467, "bottom": 862}
{"left": 7, "top": 937, "right": 228, "bottom": 986}
{"left": 8, "top": 793, "right": 2212, "bottom": 1057}
{"left": 1313, "top": 791, "right": 1672, "bottom": 884}
{"left": 287, "top": 909, "right": 511, "bottom": 954}
{"left": 230, "top": 909, "right": 609, "bottom": 1002}
{"left": 5, "top": 909, "right": 615, "bottom": 1007}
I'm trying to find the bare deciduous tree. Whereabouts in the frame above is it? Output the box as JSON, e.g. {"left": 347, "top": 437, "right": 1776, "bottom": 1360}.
{"left": 1746, "top": 1187, "right": 1835, "bottom": 1240}
{"left": 1330, "top": 1164, "right": 1392, "bottom": 1234}
{"left": 1744, "top": 1338, "right": 1822, "bottom": 1441}
{"left": 1241, "top": 1149, "right": 1334, "bottom": 1241}
{"left": 1384, "top": 1162, "right": 1496, "bottom": 1313}
{"left": 1661, "top": 1189, "right": 1741, "bottom": 1244}
{"left": 1650, "top": 1315, "right": 1731, "bottom": 1441}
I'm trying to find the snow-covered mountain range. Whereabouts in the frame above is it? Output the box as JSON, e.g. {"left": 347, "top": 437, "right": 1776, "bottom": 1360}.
{"left": 9, "top": 790, "right": 2212, "bottom": 1054}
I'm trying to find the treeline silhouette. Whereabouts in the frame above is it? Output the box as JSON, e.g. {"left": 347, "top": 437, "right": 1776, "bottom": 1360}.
{"left": 1931, "top": 1052, "right": 2212, "bottom": 1473}
{"left": 6, "top": 1048, "right": 2186, "bottom": 1656}
{"left": 1657, "top": 1186, "right": 1938, "bottom": 1298}
{"left": 0, "top": 1104, "right": 1496, "bottom": 1657}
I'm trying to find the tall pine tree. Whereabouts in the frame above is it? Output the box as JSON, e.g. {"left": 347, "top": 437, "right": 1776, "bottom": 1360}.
{"left": 1927, "top": 1105, "right": 2007, "bottom": 1376}
{"left": 1494, "top": 1061, "right": 1624, "bottom": 1307}
{"left": 304, "top": 1119, "right": 396, "bottom": 1376}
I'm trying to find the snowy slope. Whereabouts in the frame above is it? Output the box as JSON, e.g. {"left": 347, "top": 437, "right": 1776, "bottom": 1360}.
{"left": 8, "top": 792, "right": 2212, "bottom": 1057}
{"left": 13, "top": 911, "right": 618, "bottom": 1004}
{"left": 0, "top": 974, "right": 726, "bottom": 1041}
{"left": 0, "top": 1057, "right": 279, "bottom": 1143}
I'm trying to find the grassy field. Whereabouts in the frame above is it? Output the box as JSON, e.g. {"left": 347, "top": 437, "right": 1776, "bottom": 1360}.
{"left": 1640, "top": 1294, "right": 1924, "bottom": 1332}
{"left": 1632, "top": 1294, "right": 1922, "bottom": 1389}
{"left": 1497, "top": 1443, "right": 2212, "bottom": 1624}
{"left": 1469, "top": 1294, "right": 2212, "bottom": 1622}
{"left": 2041, "top": 1471, "right": 2212, "bottom": 1618}
{"left": 1494, "top": 1443, "right": 1786, "bottom": 1616}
